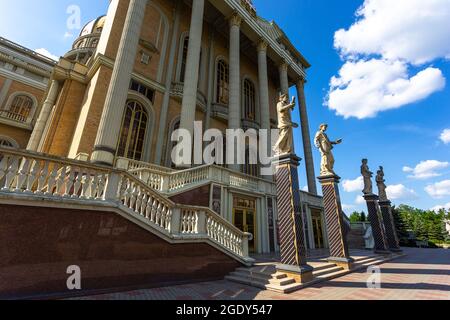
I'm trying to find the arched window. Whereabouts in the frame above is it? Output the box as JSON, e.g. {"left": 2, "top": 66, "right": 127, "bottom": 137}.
{"left": 116, "top": 100, "right": 148, "bottom": 161}
{"left": 0, "top": 139, "right": 14, "bottom": 148}
{"left": 216, "top": 59, "right": 229, "bottom": 104}
{"left": 243, "top": 79, "right": 256, "bottom": 121}
{"left": 6, "top": 95, "right": 34, "bottom": 122}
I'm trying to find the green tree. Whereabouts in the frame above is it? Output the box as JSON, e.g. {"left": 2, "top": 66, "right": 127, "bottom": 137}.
{"left": 392, "top": 206, "right": 409, "bottom": 246}
{"left": 360, "top": 212, "right": 367, "bottom": 222}
{"left": 349, "top": 211, "right": 361, "bottom": 223}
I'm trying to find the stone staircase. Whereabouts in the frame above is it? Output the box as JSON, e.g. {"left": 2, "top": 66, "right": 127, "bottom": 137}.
{"left": 225, "top": 252, "right": 400, "bottom": 293}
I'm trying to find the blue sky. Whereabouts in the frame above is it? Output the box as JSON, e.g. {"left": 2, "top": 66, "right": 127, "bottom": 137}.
{"left": 1, "top": 0, "right": 449, "bottom": 213}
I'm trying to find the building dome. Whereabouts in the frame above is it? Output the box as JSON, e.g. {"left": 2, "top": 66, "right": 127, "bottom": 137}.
{"left": 64, "top": 15, "right": 106, "bottom": 64}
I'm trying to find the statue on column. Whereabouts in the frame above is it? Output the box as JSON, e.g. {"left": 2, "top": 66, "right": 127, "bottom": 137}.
{"left": 361, "top": 159, "right": 373, "bottom": 194}
{"left": 314, "top": 124, "right": 342, "bottom": 176}
{"left": 273, "top": 94, "right": 298, "bottom": 156}
{"left": 376, "top": 166, "right": 388, "bottom": 201}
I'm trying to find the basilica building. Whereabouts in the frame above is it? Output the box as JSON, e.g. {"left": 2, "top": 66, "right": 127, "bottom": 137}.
{"left": 0, "top": 0, "right": 330, "bottom": 296}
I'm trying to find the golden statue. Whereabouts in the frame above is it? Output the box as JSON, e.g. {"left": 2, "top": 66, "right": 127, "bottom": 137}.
{"left": 273, "top": 94, "right": 298, "bottom": 156}
{"left": 314, "top": 124, "right": 342, "bottom": 176}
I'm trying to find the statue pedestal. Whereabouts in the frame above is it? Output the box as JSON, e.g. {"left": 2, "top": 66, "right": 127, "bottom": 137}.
{"left": 273, "top": 154, "right": 313, "bottom": 283}
{"left": 379, "top": 200, "right": 402, "bottom": 252}
{"left": 363, "top": 194, "right": 390, "bottom": 254}
{"left": 318, "top": 174, "right": 354, "bottom": 270}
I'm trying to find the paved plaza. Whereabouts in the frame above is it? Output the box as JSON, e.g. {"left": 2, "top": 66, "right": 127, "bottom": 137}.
{"left": 77, "top": 248, "right": 450, "bottom": 300}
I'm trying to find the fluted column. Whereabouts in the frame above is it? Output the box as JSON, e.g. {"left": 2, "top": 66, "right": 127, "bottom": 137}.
{"left": 228, "top": 13, "right": 242, "bottom": 172}
{"left": 279, "top": 62, "right": 289, "bottom": 97}
{"left": 296, "top": 79, "right": 317, "bottom": 195}
{"left": 257, "top": 41, "right": 270, "bottom": 133}
{"left": 178, "top": 0, "right": 205, "bottom": 167}
{"left": 91, "top": 0, "right": 147, "bottom": 165}
{"left": 154, "top": 0, "right": 181, "bottom": 165}
{"left": 27, "top": 80, "right": 60, "bottom": 151}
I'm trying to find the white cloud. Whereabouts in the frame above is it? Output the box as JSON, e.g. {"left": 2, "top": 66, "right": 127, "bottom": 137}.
{"left": 327, "top": 0, "right": 449, "bottom": 119}
{"left": 386, "top": 184, "right": 418, "bottom": 201}
{"left": 327, "top": 60, "right": 445, "bottom": 119}
{"left": 425, "top": 180, "right": 450, "bottom": 198}
{"left": 431, "top": 202, "right": 450, "bottom": 212}
{"left": 440, "top": 129, "right": 450, "bottom": 144}
{"left": 355, "top": 195, "right": 366, "bottom": 205}
{"left": 402, "top": 160, "right": 450, "bottom": 180}
{"left": 334, "top": 0, "right": 450, "bottom": 65}
{"left": 343, "top": 176, "right": 364, "bottom": 193}
{"left": 342, "top": 204, "right": 356, "bottom": 212}
{"left": 34, "top": 48, "right": 59, "bottom": 61}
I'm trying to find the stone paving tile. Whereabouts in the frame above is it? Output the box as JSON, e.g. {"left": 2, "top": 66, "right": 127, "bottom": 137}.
{"left": 74, "top": 248, "right": 450, "bottom": 300}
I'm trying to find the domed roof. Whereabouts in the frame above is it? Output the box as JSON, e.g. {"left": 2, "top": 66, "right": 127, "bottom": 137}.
{"left": 79, "top": 16, "right": 106, "bottom": 37}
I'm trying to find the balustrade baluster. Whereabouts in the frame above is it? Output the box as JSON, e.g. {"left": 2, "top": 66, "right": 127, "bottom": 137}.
{"left": 135, "top": 186, "right": 142, "bottom": 214}
{"left": 3, "top": 156, "right": 19, "bottom": 191}
{"left": 63, "top": 168, "right": 75, "bottom": 198}
{"left": 45, "top": 163, "right": 59, "bottom": 196}
{"left": 36, "top": 161, "right": 49, "bottom": 195}
{"left": 15, "top": 158, "right": 30, "bottom": 192}
{"left": 71, "top": 167, "right": 82, "bottom": 198}
{"left": 145, "top": 196, "right": 153, "bottom": 219}
{"left": 55, "top": 165, "right": 67, "bottom": 196}
{"left": 25, "top": 160, "right": 40, "bottom": 194}
{"left": 150, "top": 200, "right": 158, "bottom": 222}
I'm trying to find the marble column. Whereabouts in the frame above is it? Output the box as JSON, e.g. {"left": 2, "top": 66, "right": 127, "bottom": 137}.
{"left": 178, "top": 0, "right": 205, "bottom": 167}
{"left": 204, "top": 31, "right": 215, "bottom": 131}
{"left": 274, "top": 154, "right": 313, "bottom": 283}
{"left": 91, "top": 0, "right": 147, "bottom": 165}
{"left": 296, "top": 79, "right": 317, "bottom": 195}
{"left": 379, "top": 200, "right": 402, "bottom": 252}
{"left": 318, "top": 174, "right": 353, "bottom": 270}
{"left": 257, "top": 40, "right": 271, "bottom": 169}
{"left": 27, "top": 80, "right": 60, "bottom": 151}
{"left": 228, "top": 13, "right": 242, "bottom": 172}
{"left": 364, "top": 194, "right": 390, "bottom": 254}
{"left": 279, "top": 62, "right": 289, "bottom": 97}
{"left": 154, "top": 0, "right": 181, "bottom": 165}
{"left": 257, "top": 41, "right": 270, "bottom": 133}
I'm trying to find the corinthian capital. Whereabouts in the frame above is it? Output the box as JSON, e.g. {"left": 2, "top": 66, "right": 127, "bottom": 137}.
{"left": 229, "top": 13, "right": 242, "bottom": 28}
{"left": 257, "top": 40, "right": 268, "bottom": 52}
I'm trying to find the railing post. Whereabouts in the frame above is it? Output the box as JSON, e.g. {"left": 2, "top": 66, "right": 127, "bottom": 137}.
{"left": 196, "top": 210, "right": 207, "bottom": 235}
{"left": 243, "top": 233, "right": 251, "bottom": 258}
{"left": 160, "top": 174, "right": 169, "bottom": 192}
{"left": 103, "top": 172, "right": 121, "bottom": 202}
{"left": 115, "top": 158, "right": 129, "bottom": 170}
{"left": 170, "top": 207, "right": 181, "bottom": 235}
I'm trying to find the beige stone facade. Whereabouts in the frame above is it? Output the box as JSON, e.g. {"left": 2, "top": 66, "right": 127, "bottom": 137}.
{"left": 1, "top": 0, "right": 327, "bottom": 254}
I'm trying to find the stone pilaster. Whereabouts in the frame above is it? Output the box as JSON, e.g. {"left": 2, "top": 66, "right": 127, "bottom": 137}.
{"left": 279, "top": 62, "right": 289, "bottom": 97}
{"left": 318, "top": 175, "right": 353, "bottom": 270}
{"left": 296, "top": 79, "right": 317, "bottom": 195}
{"left": 228, "top": 13, "right": 242, "bottom": 172}
{"left": 27, "top": 80, "right": 60, "bottom": 151}
{"left": 273, "top": 154, "right": 313, "bottom": 283}
{"left": 257, "top": 41, "right": 270, "bottom": 132}
{"left": 154, "top": 1, "right": 182, "bottom": 165}
{"left": 379, "top": 200, "right": 402, "bottom": 252}
{"left": 178, "top": 0, "right": 205, "bottom": 167}
{"left": 91, "top": 0, "right": 147, "bottom": 165}
{"left": 364, "top": 194, "right": 390, "bottom": 254}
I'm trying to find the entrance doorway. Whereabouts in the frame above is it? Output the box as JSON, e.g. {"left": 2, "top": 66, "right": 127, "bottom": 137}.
{"left": 233, "top": 197, "right": 256, "bottom": 252}
{"left": 312, "top": 210, "right": 325, "bottom": 249}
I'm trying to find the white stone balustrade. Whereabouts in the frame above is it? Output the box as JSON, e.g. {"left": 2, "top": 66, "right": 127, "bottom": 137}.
{"left": 0, "top": 147, "right": 253, "bottom": 265}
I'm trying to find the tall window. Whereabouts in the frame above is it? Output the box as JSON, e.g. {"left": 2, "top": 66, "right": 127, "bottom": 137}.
{"left": 243, "top": 79, "right": 256, "bottom": 121}
{"left": 243, "top": 147, "right": 259, "bottom": 177}
{"left": 117, "top": 100, "right": 148, "bottom": 161}
{"left": 7, "top": 95, "right": 34, "bottom": 122}
{"left": 179, "top": 36, "right": 189, "bottom": 82}
{"left": 216, "top": 59, "right": 229, "bottom": 104}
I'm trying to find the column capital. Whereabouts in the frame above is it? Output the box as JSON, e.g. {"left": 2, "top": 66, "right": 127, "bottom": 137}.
{"left": 296, "top": 77, "right": 307, "bottom": 87}
{"left": 229, "top": 12, "right": 242, "bottom": 28}
{"left": 257, "top": 40, "right": 268, "bottom": 52}
{"left": 279, "top": 61, "right": 289, "bottom": 72}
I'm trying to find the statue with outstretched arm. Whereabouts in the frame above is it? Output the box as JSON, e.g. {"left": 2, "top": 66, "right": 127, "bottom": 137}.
{"left": 314, "top": 124, "right": 342, "bottom": 176}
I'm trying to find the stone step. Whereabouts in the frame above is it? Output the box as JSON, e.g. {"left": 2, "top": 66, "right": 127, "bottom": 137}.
{"left": 310, "top": 262, "right": 338, "bottom": 272}
{"left": 313, "top": 265, "right": 344, "bottom": 277}
{"left": 229, "top": 271, "right": 271, "bottom": 283}
{"left": 355, "top": 256, "right": 381, "bottom": 265}
{"left": 224, "top": 275, "right": 269, "bottom": 290}
{"left": 268, "top": 277, "right": 296, "bottom": 286}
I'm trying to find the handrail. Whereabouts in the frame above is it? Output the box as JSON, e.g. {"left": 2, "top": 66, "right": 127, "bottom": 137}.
{"left": 0, "top": 147, "right": 253, "bottom": 264}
